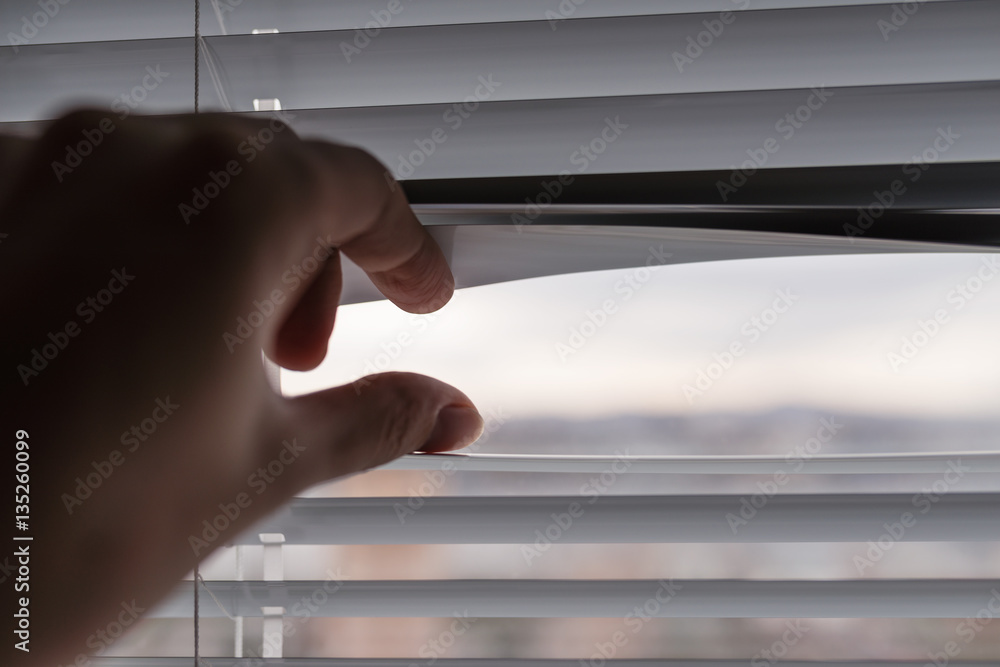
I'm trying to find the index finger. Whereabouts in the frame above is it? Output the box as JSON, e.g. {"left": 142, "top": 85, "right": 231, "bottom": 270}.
{"left": 300, "top": 140, "right": 455, "bottom": 314}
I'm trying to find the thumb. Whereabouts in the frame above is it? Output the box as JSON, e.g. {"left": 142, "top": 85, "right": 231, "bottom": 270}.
{"left": 261, "top": 371, "right": 484, "bottom": 495}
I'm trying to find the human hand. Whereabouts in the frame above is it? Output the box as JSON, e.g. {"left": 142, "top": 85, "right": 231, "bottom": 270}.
{"left": 1, "top": 110, "right": 483, "bottom": 666}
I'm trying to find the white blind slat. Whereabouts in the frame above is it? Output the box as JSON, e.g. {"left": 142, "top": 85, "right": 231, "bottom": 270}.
{"left": 5, "top": 81, "right": 1000, "bottom": 179}
{"left": 91, "top": 660, "right": 1000, "bottom": 667}
{"left": 3, "top": 2, "right": 998, "bottom": 121}
{"left": 237, "top": 493, "right": 1000, "bottom": 545}
{"left": 0, "top": 0, "right": 958, "bottom": 45}
{"left": 336, "top": 222, "right": 991, "bottom": 306}
{"left": 385, "top": 451, "right": 1000, "bottom": 475}
{"left": 153, "top": 578, "right": 1000, "bottom": 618}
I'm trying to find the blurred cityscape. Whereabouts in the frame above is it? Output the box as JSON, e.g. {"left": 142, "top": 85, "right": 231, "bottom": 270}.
{"left": 114, "top": 408, "right": 1000, "bottom": 662}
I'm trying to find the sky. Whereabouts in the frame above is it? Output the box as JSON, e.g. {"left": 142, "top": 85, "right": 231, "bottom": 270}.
{"left": 282, "top": 251, "right": 1000, "bottom": 420}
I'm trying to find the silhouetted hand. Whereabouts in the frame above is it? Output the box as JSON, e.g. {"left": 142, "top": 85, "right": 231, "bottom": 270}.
{"left": 1, "top": 110, "right": 483, "bottom": 667}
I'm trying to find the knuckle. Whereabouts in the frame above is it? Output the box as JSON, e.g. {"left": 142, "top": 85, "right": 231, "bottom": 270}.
{"left": 168, "top": 120, "right": 299, "bottom": 228}
{"left": 343, "top": 145, "right": 384, "bottom": 172}
{"left": 176, "top": 123, "right": 248, "bottom": 170}
{"left": 324, "top": 143, "right": 387, "bottom": 182}
{"left": 43, "top": 108, "right": 112, "bottom": 141}
{"left": 34, "top": 108, "right": 119, "bottom": 167}
{"left": 183, "top": 117, "right": 307, "bottom": 196}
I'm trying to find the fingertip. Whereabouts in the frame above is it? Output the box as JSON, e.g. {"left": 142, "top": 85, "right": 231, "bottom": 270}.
{"left": 271, "top": 250, "right": 342, "bottom": 371}
{"left": 419, "top": 405, "right": 485, "bottom": 453}
{"left": 386, "top": 280, "right": 454, "bottom": 315}
{"left": 366, "top": 235, "right": 456, "bottom": 314}
{"left": 272, "top": 331, "right": 328, "bottom": 371}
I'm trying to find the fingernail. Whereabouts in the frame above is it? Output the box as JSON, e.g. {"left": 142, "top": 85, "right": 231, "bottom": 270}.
{"left": 421, "top": 405, "right": 484, "bottom": 452}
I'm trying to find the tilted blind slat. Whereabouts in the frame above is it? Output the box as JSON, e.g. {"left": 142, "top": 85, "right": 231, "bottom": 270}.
{"left": 384, "top": 451, "right": 1000, "bottom": 475}
{"left": 153, "top": 579, "right": 1000, "bottom": 618}
{"left": 3, "top": 2, "right": 999, "bottom": 121}
{"left": 237, "top": 493, "right": 1000, "bottom": 545}
{"left": 92, "top": 660, "right": 1000, "bottom": 667}
{"left": 1, "top": 0, "right": 962, "bottom": 45}
{"left": 3, "top": 84, "right": 998, "bottom": 175}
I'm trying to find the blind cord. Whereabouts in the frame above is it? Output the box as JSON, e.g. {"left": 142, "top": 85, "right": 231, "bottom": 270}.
{"left": 198, "top": 573, "right": 237, "bottom": 621}
{"left": 194, "top": 0, "right": 201, "bottom": 113}
{"left": 193, "top": 568, "right": 200, "bottom": 667}
{"left": 193, "top": 0, "right": 201, "bottom": 660}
